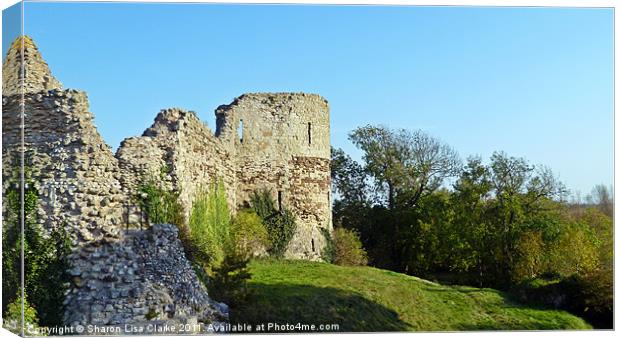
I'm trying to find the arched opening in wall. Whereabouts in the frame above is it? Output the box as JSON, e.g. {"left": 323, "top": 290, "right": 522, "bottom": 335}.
{"left": 278, "top": 191, "right": 283, "bottom": 211}
{"left": 238, "top": 119, "right": 244, "bottom": 143}
{"left": 311, "top": 238, "right": 315, "bottom": 252}
{"left": 307, "top": 122, "right": 312, "bottom": 145}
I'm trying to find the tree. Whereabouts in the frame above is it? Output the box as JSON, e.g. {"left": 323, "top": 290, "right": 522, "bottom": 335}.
{"left": 331, "top": 147, "right": 373, "bottom": 243}
{"left": 589, "top": 184, "right": 613, "bottom": 217}
{"left": 331, "top": 147, "right": 370, "bottom": 205}
{"left": 548, "top": 223, "right": 598, "bottom": 277}
{"left": 2, "top": 168, "right": 71, "bottom": 327}
{"left": 512, "top": 231, "right": 545, "bottom": 283}
{"left": 448, "top": 157, "right": 494, "bottom": 284}
{"left": 487, "top": 152, "right": 566, "bottom": 284}
{"left": 349, "top": 125, "right": 460, "bottom": 209}
{"left": 186, "top": 179, "right": 231, "bottom": 268}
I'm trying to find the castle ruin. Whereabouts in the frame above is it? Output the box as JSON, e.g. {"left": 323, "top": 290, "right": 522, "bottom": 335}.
{"left": 2, "top": 36, "right": 332, "bottom": 329}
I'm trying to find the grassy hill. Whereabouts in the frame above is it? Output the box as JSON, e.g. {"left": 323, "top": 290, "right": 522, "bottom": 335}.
{"left": 230, "top": 259, "right": 591, "bottom": 332}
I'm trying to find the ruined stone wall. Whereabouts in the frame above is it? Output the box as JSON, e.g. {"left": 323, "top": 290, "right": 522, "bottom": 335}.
{"left": 64, "top": 224, "right": 227, "bottom": 331}
{"left": 116, "top": 108, "right": 237, "bottom": 221}
{"left": 215, "top": 93, "right": 332, "bottom": 259}
{"left": 2, "top": 36, "right": 62, "bottom": 96}
{"left": 2, "top": 89, "right": 126, "bottom": 244}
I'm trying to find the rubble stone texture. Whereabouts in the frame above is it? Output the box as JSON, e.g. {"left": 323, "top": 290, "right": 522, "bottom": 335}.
{"left": 2, "top": 36, "right": 332, "bottom": 329}
{"left": 63, "top": 224, "right": 228, "bottom": 331}
{"left": 2, "top": 36, "right": 62, "bottom": 95}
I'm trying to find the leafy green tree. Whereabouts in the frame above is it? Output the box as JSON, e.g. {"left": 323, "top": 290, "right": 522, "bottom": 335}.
{"left": 331, "top": 147, "right": 374, "bottom": 249}
{"left": 548, "top": 223, "right": 598, "bottom": 277}
{"left": 447, "top": 157, "right": 493, "bottom": 282}
{"left": 349, "top": 125, "right": 460, "bottom": 209}
{"left": 486, "top": 152, "right": 566, "bottom": 285}
{"left": 512, "top": 231, "right": 545, "bottom": 283}
{"left": 331, "top": 147, "right": 370, "bottom": 205}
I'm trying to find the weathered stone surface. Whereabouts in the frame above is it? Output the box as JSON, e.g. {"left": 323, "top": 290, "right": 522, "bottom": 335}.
{"left": 216, "top": 93, "right": 332, "bottom": 259}
{"left": 63, "top": 224, "right": 227, "bottom": 332}
{"left": 2, "top": 35, "right": 62, "bottom": 95}
{"left": 3, "top": 89, "right": 125, "bottom": 244}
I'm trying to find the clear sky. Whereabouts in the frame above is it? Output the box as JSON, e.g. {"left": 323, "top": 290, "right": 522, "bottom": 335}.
{"left": 3, "top": 2, "right": 614, "bottom": 195}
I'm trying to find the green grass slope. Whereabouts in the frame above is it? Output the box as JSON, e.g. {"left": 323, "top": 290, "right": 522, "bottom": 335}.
{"left": 231, "top": 259, "right": 591, "bottom": 332}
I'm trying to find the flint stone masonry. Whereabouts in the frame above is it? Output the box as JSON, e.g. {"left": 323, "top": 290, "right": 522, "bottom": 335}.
{"left": 2, "top": 36, "right": 62, "bottom": 95}
{"left": 64, "top": 224, "right": 228, "bottom": 331}
{"left": 2, "top": 89, "right": 126, "bottom": 244}
{"left": 2, "top": 35, "right": 332, "bottom": 328}
{"left": 116, "top": 108, "right": 237, "bottom": 223}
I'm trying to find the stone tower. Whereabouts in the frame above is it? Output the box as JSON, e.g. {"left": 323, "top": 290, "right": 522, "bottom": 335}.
{"left": 215, "top": 93, "right": 332, "bottom": 260}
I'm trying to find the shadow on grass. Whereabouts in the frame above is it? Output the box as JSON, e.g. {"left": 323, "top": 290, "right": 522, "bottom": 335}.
{"left": 419, "top": 286, "right": 591, "bottom": 331}
{"left": 230, "top": 283, "right": 410, "bottom": 333}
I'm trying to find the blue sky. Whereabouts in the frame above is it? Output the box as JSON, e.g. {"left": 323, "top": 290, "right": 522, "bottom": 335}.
{"left": 3, "top": 3, "right": 613, "bottom": 195}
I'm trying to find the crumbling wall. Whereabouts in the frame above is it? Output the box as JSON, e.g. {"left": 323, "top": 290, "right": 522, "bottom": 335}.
{"left": 2, "top": 89, "right": 126, "bottom": 244}
{"left": 2, "top": 36, "right": 62, "bottom": 96}
{"left": 116, "top": 108, "right": 237, "bottom": 221}
{"left": 215, "top": 93, "right": 332, "bottom": 259}
{"left": 63, "top": 224, "right": 228, "bottom": 330}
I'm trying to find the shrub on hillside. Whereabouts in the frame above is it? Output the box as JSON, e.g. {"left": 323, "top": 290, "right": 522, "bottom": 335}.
{"left": 560, "top": 267, "right": 613, "bottom": 327}
{"left": 208, "top": 247, "right": 252, "bottom": 307}
{"left": 333, "top": 228, "right": 368, "bottom": 266}
{"left": 230, "top": 209, "right": 271, "bottom": 259}
{"left": 186, "top": 179, "right": 231, "bottom": 268}
{"left": 250, "top": 190, "right": 297, "bottom": 258}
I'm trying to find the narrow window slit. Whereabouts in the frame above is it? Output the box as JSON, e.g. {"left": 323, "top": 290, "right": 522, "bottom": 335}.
{"left": 238, "top": 119, "right": 244, "bottom": 143}
{"left": 308, "top": 122, "right": 312, "bottom": 145}
{"left": 278, "top": 191, "right": 283, "bottom": 211}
